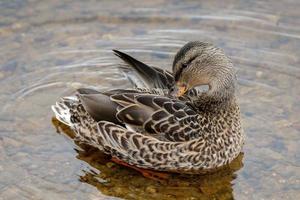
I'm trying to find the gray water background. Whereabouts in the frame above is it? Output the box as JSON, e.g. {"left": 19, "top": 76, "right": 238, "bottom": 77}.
{"left": 0, "top": 0, "right": 299, "bottom": 199}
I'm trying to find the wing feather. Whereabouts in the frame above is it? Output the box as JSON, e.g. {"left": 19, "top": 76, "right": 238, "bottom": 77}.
{"left": 109, "top": 92, "right": 201, "bottom": 142}
{"left": 114, "top": 50, "right": 174, "bottom": 89}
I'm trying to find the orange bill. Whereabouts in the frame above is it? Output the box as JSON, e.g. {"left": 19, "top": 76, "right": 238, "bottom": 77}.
{"left": 177, "top": 85, "right": 187, "bottom": 97}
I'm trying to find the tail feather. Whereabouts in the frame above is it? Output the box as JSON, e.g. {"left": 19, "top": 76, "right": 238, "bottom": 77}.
{"left": 51, "top": 96, "right": 79, "bottom": 127}
{"left": 52, "top": 95, "right": 107, "bottom": 150}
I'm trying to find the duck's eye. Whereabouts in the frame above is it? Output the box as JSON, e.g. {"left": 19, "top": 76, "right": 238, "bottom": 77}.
{"left": 182, "top": 63, "right": 188, "bottom": 69}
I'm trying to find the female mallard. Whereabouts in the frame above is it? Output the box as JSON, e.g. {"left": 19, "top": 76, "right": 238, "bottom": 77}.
{"left": 52, "top": 41, "right": 244, "bottom": 175}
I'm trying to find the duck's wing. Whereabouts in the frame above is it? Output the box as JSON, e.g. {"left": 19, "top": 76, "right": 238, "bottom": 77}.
{"left": 114, "top": 93, "right": 202, "bottom": 141}
{"left": 53, "top": 89, "right": 207, "bottom": 172}
{"left": 113, "top": 50, "right": 174, "bottom": 90}
{"left": 78, "top": 89, "right": 201, "bottom": 142}
{"left": 75, "top": 88, "right": 138, "bottom": 124}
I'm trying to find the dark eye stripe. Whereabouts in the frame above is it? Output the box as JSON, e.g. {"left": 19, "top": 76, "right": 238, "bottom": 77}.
{"left": 182, "top": 63, "right": 188, "bottom": 69}
{"left": 174, "top": 55, "right": 197, "bottom": 81}
{"left": 174, "top": 67, "right": 184, "bottom": 81}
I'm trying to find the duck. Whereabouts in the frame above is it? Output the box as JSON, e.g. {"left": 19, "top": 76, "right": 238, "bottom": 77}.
{"left": 52, "top": 41, "right": 244, "bottom": 177}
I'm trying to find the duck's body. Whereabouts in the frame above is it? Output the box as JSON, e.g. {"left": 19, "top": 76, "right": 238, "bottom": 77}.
{"left": 52, "top": 42, "right": 244, "bottom": 173}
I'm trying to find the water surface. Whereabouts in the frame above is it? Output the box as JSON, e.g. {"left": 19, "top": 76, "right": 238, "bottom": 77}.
{"left": 0, "top": 0, "right": 299, "bottom": 199}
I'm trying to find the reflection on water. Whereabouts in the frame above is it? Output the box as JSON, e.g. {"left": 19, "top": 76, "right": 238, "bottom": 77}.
{"left": 1, "top": 0, "right": 300, "bottom": 199}
{"left": 52, "top": 118, "right": 244, "bottom": 200}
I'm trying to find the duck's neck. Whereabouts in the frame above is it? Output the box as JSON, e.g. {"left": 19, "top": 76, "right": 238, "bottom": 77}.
{"left": 192, "top": 78, "right": 237, "bottom": 112}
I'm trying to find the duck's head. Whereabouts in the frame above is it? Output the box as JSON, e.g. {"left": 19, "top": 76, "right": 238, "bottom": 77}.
{"left": 170, "top": 41, "right": 236, "bottom": 100}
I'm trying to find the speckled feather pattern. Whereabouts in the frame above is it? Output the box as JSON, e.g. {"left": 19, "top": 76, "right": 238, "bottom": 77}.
{"left": 52, "top": 42, "right": 244, "bottom": 173}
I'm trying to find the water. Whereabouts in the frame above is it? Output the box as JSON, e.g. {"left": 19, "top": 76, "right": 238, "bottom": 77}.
{"left": 0, "top": 0, "right": 299, "bottom": 199}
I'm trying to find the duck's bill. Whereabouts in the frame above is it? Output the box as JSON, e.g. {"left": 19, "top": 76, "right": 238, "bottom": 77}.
{"left": 169, "top": 85, "right": 188, "bottom": 97}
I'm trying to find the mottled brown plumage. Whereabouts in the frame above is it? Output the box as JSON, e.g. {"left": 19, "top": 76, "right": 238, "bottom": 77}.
{"left": 52, "top": 41, "right": 244, "bottom": 173}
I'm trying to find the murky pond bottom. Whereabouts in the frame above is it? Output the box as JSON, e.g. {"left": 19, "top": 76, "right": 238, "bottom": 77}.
{"left": 1, "top": 0, "right": 299, "bottom": 199}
